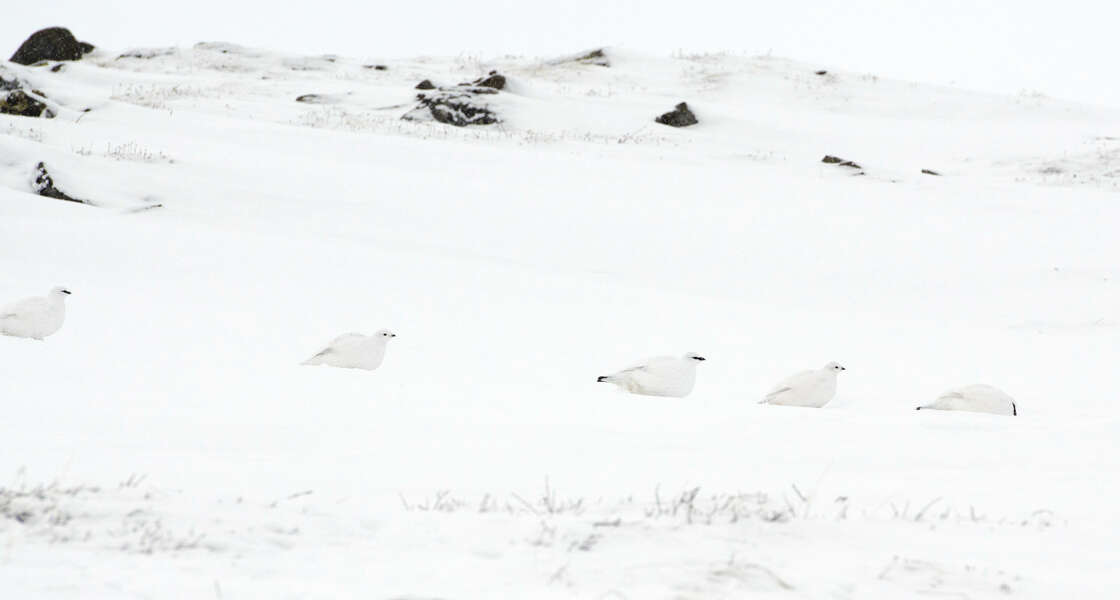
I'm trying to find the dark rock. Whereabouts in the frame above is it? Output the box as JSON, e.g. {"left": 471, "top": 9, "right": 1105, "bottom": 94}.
{"left": 0, "top": 89, "right": 54, "bottom": 118}
{"left": 117, "top": 47, "right": 175, "bottom": 60}
{"left": 572, "top": 48, "right": 609, "bottom": 67}
{"left": 822, "top": 155, "right": 861, "bottom": 169}
{"left": 33, "top": 162, "right": 85, "bottom": 204}
{"left": 655, "top": 102, "right": 698, "bottom": 127}
{"left": 404, "top": 73, "right": 504, "bottom": 126}
{"left": 10, "top": 27, "right": 94, "bottom": 65}
{"left": 295, "top": 94, "right": 327, "bottom": 104}
{"left": 402, "top": 91, "right": 499, "bottom": 127}
{"left": 364, "top": 64, "right": 388, "bottom": 71}
{"left": 921, "top": 168, "right": 941, "bottom": 176}
{"left": 551, "top": 48, "right": 610, "bottom": 67}
{"left": 462, "top": 71, "right": 505, "bottom": 90}
{"left": 815, "top": 70, "right": 828, "bottom": 75}
{"left": 50, "top": 64, "right": 65, "bottom": 73}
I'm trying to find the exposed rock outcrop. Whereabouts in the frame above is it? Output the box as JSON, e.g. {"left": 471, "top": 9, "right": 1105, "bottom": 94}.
{"left": 0, "top": 72, "right": 54, "bottom": 118}
{"left": 463, "top": 71, "right": 505, "bottom": 91}
{"left": 403, "top": 73, "right": 507, "bottom": 127}
{"left": 550, "top": 48, "right": 610, "bottom": 67}
{"left": 10, "top": 27, "right": 94, "bottom": 65}
{"left": 402, "top": 90, "right": 499, "bottom": 127}
{"left": 117, "top": 47, "right": 176, "bottom": 60}
{"left": 33, "top": 162, "right": 86, "bottom": 204}
{"left": 822, "top": 155, "right": 862, "bottom": 169}
{"left": 0, "top": 89, "right": 54, "bottom": 118}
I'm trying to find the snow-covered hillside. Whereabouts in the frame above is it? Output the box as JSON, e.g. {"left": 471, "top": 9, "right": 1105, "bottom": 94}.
{"left": 2, "top": 43, "right": 1118, "bottom": 598}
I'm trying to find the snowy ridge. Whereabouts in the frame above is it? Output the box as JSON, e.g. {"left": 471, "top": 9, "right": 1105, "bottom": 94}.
{"left": 1, "top": 42, "right": 1118, "bottom": 598}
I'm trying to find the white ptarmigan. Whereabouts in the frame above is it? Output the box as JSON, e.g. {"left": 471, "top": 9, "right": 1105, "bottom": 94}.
{"left": 302, "top": 329, "right": 396, "bottom": 370}
{"left": 0, "top": 286, "right": 71, "bottom": 340}
{"left": 596, "top": 352, "right": 706, "bottom": 397}
{"left": 760, "top": 361, "right": 845, "bottom": 407}
{"left": 917, "top": 384, "right": 1017, "bottom": 416}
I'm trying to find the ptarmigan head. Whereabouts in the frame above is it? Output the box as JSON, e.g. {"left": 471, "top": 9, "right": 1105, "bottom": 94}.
{"left": 375, "top": 329, "right": 397, "bottom": 341}
{"left": 684, "top": 352, "right": 706, "bottom": 362}
{"left": 50, "top": 286, "right": 72, "bottom": 297}
{"left": 824, "top": 361, "right": 845, "bottom": 372}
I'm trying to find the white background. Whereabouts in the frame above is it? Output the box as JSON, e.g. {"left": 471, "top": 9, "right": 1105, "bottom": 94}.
{"left": 3, "top": 0, "right": 1119, "bottom": 107}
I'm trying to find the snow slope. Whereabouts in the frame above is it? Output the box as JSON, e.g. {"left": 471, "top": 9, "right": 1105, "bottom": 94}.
{"left": 1, "top": 44, "right": 1118, "bottom": 598}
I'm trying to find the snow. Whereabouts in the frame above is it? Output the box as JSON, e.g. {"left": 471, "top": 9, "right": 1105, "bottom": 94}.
{"left": 1, "top": 42, "right": 1119, "bottom": 598}
{"left": 5, "top": 1, "right": 1120, "bottom": 108}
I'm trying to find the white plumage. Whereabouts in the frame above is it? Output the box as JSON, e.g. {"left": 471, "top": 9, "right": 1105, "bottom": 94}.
{"left": 0, "top": 286, "right": 71, "bottom": 340}
{"left": 302, "top": 328, "right": 396, "bottom": 370}
{"left": 917, "top": 384, "right": 1017, "bottom": 416}
{"left": 761, "top": 361, "right": 845, "bottom": 407}
{"left": 596, "top": 352, "right": 706, "bottom": 398}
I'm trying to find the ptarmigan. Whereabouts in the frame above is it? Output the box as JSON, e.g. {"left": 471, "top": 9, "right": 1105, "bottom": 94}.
{"left": 302, "top": 329, "right": 396, "bottom": 370}
{"left": 0, "top": 286, "right": 71, "bottom": 340}
{"left": 917, "top": 384, "right": 1017, "bottom": 416}
{"left": 596, "top": 352, "right": 706, "bottom": 397}
{"left": 760, "top": 361, "right": 845, "bottom": 407}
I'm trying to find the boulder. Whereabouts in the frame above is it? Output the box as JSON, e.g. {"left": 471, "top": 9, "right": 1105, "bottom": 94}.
{"left": 921, "top": 168, "right": 941, "bottom": 176}
{"left": 415, "top": 79, "right": 436, "bottom": 90}
{"left": 550, "top": 48, "right": 610, "bottom": 67}
{"left": 10, "top": 27, "right": 94, "bottom": 65}
{"left": 33, "top": 162, "right": 85, "bottom": 204}
{"left": 822, "top": 155, "right": 861, "bottom": 169}
{"left": 655, "top": 102, "right": 698, "bottom": 127}
{"left": 570, "top": 48, "right": 609, "bottom": 67}
{"left": 0, "top": 89, "right": 54, "bottom": 118}
{"left": 462, "top": 70, "right": 506, "bottom": 91}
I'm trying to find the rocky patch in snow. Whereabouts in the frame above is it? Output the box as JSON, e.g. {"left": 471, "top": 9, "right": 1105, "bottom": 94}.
{"left": 402, "top": 72, "right": 508, "bottom": 127}
{"left": 822, "top": 154, "right": 862, "bottom": 169}
{"left": 33, "top": 162, "right": 86, "bottom": 204}
{"left": 295, "top": 93, "right": 334, "bottom": 104}
{"left": 462, "top": 70, "right": 506, "bottom": 91}
{"left": 550, "top": 48, "right": 611, "bottom": 67}
{"left": 117, "top": 47, "right": 178, "bottom": 60}
{"left": 402, "top": 90, "right": 500, "bottom": 127}
{"left": 0, "top": 69, "right": 54, "bottom": 118}
{"left": 1, "top": 89, "right": 53, "bottom": 118}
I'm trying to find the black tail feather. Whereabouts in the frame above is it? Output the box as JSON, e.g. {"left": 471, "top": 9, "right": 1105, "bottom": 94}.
{"left": 596, "top": 376, "right": 608, "bottom": 383}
